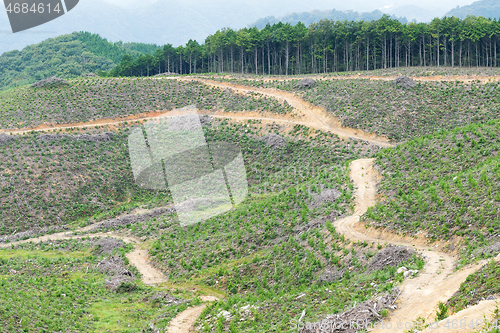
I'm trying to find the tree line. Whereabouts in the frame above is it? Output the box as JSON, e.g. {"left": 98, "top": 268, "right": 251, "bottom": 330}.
{"left": 108, "top": 15, "right": 500, "bottom": 77}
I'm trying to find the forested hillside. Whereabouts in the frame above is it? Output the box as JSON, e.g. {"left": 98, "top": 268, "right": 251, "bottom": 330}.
{"left": 3, "top": 15, "right": 500, "bottom": 91}
{"left": 0, "top": 32, "right": 159, "bottom": 91}
{"left": 446, "top": 0, "right": 500, "bottom": 20}
{"left": 110, "top": 15, "right": 500, "bottom": 78}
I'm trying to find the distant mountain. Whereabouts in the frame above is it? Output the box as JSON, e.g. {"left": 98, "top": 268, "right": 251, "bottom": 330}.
{"left": 445, "top": 0, "right": 500, "bottom": 19}
{"left": 2, "top": 0, "right": 466, "bottom": 57}
{"left": 383, "top": 5, "right": 436, "bottom": 23}
{"left": 0, "top": 32, "right": 158, "bottom": 91}
{"left": 251, "top": 9, "right": 407, "bottom": 28}
{"left": 0, "top": 0, "right": 375, "bottom": 56}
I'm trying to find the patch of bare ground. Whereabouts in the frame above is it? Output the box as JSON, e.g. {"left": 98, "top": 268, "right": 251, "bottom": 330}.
{"left": 165, "top": 296, "right": 218, "bottom": 333}
{"left": 0, "top": 109, "right": 167, "bottom": 135}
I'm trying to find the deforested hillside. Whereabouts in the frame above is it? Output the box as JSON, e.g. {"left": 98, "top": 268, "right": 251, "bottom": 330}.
{"left": 0, "top": 238, "right": 197, "bottom": 332}
{"left": 363, "top": 120, "right": 500, "bottom": 266}
{"left": 0, "top": 129, "right": 165, "bottom": 235}
{"left": 0, "top": 77, "right": 292, "bottom": 130}
{"left": 215, "top": 76, "right": 500, "bottom": 141}
{"left": 2, "top": 69, "right": 500, "bottom": 332}
{"left": 0, "top": 116, "right": 374, "bottom": 235}
{"left": 0, "top": 115, "right": 425, "bottom": 333}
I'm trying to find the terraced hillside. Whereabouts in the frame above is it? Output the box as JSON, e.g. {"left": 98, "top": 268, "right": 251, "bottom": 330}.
{"left": 0, "top": 78, "right": 293, "bottom": 130}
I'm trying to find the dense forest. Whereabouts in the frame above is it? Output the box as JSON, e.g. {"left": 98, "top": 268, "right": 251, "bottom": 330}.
{"left": 0, "top": 32, "right": 159, "bottom": 91}
{"left": 110, "top": 15, "right": 500, "bottom": 77}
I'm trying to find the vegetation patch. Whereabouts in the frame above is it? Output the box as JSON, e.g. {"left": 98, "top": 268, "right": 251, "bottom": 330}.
{"left": 0, "top": 128, "right": 172, "bottom": 235}
{"left": 447, "top": 260, "right": 500, "bottom": 313}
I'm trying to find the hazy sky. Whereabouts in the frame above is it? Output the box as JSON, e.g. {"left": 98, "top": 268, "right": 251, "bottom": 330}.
{"left": 101, "top": 0, "right": 477, "bottom": 13}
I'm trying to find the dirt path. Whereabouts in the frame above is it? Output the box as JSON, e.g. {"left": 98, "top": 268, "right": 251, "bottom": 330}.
{"left": 3, "top": 78, "right": 497, "bottom": 330}
{"left": 182, "top": 78, "right": 393, "bottom": 148}
{"left": 126, "top": 245, "right": 167, "bottom": 285}
{"left": 336, "top": 159, "right": 493, "bottom": 332}
{"left": 0, "top": 219, "right": 216, "bottom": 332}
{"left": 0, "top": 110, "right": 168, "bottom": 135}
{"left": 0, "top": 230, "right": 167, "bottom": 285}
{"left": 420, "top": 298, "right": 499, "bottom": 333}
{"left": 166, "top": 296, "right": 218, "bottom": 333}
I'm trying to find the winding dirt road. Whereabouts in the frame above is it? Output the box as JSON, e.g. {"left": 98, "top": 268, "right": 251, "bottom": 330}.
{"left": 167, "top": 296, "right": 218, "bottom": 333}
{"left": 1, "top": 77, "right": 498, "bottom": 332}
{"left": 1, "top": 160, "right": 495, "bottom": 333}
{"left": 3, "top": 77, "right": 394, "bottom": 148}
{"left": 337, "top": 159, "right": 499, "bottom": 332}
{"left": 0, "top": 218, "right": 222, "bottom": 332}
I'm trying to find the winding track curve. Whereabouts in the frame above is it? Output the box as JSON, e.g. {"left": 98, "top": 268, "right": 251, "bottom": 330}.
{"left": 1, "top": 159, "right": 495, "bottom": 332}
{"left": 337, "top": 159, "right": 499, "bottom": 332}
{"left": 181, "top": 77, "right": 394, "bottom": 148}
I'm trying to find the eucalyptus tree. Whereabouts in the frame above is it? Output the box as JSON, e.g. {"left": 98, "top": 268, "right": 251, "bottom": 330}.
{"left": 361, "top": 20, "right": 375, "bottom": 70}
{"left": 441, "top": 17, "right": 461, "bottom": 67}
{"left": 153, "top": 48, "right": 163, "bottom": 74}
{"left": 236, "top": 28, "right": 249, "bottom": 74}
{"left": 376, "top": 16, "right": 391, "bottom": 68}
{"left": 430, "top": 18, "right": 442, "bottom": 66}
{"left": 248, "top": 27, "right": 261, "bottom": 75}
{"left": 162, "top": 44, "right": 176, "bottom": 73}
{"left": 261, "top": 24, "right": 272, "bottom": 75}
{"left": 277, "top": 23, "right": 295, "bottom": 75}
{"left": 185, "top": 39, "right": 201, "bottom": 74}
{"left": 293, "top": 22, "right": 307, "bottom": 74}
{"left": 225, "top": 28, "right": 237, "bottom": 73}
{"left": 310, "top": 20, "right": 334, "bottom": 73}
{"left": 176, "top": 45, "right": 184, "bottom": 74}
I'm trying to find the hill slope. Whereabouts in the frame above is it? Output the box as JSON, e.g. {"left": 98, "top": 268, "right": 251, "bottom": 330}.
{"left": 0, "top": 32, "right": 159, "bottom": 91}
{"left": 446, "top": 0, "right": 500, "bottom": 19}
{"left": 219, "top": 75, "right": 500, "bottom": 141}
{"left": 363, "top": 120, "right": 500, "bottom": 266}
{"left": 2, "top": 71, "right": 500, "bottom": 332}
